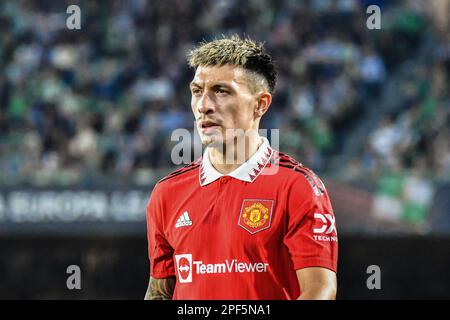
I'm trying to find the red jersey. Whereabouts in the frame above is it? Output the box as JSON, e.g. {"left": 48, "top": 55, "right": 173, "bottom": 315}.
{"left": 146, "top": 137, "right": 338, "bottom": 300}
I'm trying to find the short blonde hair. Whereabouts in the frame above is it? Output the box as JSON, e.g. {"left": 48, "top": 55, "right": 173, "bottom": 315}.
{"left": 187, "top": 35, "right": 277, "bottom": 93}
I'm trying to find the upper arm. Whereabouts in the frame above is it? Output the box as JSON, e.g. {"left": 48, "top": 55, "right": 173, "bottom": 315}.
{"left": 146, "top": 184, "right": 176, "bottom": 299}
{"left": 146, "top": 184, "right": 175, "bottom": 278}
{"left": 144, "top": 276, "right": 176, "bottom": 300}
{"left": 283, "top": 171, "right": 338, "bottom": 272}
{"left": 296, "top": 267, "right": 337, "bottom": 300}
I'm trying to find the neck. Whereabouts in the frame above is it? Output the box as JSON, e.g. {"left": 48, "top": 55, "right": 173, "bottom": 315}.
{"left": 208, "top": 133, "right": 262, "bottom": 175}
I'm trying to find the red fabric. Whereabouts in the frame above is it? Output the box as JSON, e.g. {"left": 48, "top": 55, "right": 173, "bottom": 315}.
{"left": 146, "top": 151, "right": 338, "bottom": 300}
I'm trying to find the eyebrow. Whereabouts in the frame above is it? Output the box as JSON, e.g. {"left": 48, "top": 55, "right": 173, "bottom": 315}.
{"left": 189, "top": 81, "right": 200, "bottom": 88}
{"left": 190, "top": 81, "right": 233, "bottom": 89}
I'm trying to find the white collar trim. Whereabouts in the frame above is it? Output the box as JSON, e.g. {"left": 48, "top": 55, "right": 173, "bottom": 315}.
{"left": 199, "top": 137, "right": 273, "bottom": 186}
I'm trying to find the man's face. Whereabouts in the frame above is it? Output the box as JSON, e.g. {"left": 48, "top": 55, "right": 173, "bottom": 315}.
{"left": 190, "top": 65, "right": 258, "bottom": 147}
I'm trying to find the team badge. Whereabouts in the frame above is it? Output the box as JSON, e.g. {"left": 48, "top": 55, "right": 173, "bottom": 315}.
{"left": 238, "top": 199, "right": 274, "bottom": 234}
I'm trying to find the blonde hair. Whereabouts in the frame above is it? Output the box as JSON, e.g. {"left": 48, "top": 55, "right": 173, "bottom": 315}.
{"left": 187, "top": 35, "right": 277, "bottom": 93}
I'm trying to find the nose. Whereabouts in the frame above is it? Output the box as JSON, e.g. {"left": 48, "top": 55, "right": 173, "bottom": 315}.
{"left": 198, "top": 92, "right": 215, "bottom": 115}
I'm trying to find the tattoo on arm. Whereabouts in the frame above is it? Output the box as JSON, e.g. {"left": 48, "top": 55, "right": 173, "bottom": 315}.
{"left": 144, "top": 276, "right": 176, "bottom": 300}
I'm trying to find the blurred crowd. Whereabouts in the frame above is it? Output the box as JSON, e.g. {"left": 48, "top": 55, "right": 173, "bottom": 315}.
{"left": 0, "top": 0, "right": 448, "bottom": 186}
{"left": 362, "top": 59, "right": 450, "bottom": 181}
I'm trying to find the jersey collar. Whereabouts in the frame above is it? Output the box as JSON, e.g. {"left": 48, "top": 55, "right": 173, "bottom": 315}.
{"left": 199, "top": 137, "right": 273, "bottom": 186}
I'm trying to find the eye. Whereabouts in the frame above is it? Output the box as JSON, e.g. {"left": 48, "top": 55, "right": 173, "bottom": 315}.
{"left": 191, "top": 88, "right": 202, "bottom": 96}
{"left": 215, "top": 88, "right": 229, "bottom": 95}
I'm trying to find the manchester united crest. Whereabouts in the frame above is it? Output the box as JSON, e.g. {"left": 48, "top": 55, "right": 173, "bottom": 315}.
{"left": 238, "top": 199, "right": 274, "bottom": 234}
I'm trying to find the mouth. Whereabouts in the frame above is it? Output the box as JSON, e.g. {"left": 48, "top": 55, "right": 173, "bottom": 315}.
{"left": 199, "top": 120, "right": 221, "bottom": 132}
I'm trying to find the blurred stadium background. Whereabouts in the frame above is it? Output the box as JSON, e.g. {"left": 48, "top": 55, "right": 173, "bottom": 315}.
{"left": 0, "top": 0, "right": 449, "bottom": 299}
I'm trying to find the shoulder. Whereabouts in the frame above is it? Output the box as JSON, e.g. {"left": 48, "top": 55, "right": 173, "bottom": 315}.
{"left": 271, "top": 150, "right": 327, "bottom": 197}
{"left": 155, "top": 157, "right": 202, "bottom": 188}
{"left": 147, "top": 158, "right": 202, "bottom": 209}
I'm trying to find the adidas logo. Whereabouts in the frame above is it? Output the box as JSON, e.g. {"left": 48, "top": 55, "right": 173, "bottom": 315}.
{"left": 175, "top": 211, "right": 193, "bottom": 228}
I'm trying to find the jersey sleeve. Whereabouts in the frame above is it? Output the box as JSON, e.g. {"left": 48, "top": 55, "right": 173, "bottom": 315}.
{"left": 283, "top": 171, "right": 338, "bottom": 273}
{"left": 146, "top": 183, "right": 175, "bottom": 278}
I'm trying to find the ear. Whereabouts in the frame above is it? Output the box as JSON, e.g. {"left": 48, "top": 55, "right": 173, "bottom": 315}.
{"left": 254, "top": 92, "right": 272, "bottom": 118}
